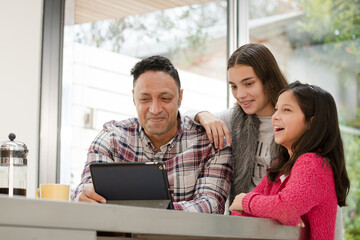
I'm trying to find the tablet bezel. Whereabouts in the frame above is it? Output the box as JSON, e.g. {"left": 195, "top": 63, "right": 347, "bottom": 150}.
{"left": 90, "top": 161, "right": 173, "bottom": 209}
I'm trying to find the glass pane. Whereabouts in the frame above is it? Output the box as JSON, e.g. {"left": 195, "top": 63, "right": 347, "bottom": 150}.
{"left": 249, "top": 0, "right": 360, "bottom": 237}
{"left": 249, "top": 0, "right": 300, "bottom": 19}
{"left": 61, "top": 0, "right": 228, "bottom": 196}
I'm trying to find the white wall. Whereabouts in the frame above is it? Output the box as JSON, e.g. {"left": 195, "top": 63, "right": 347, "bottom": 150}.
{"left": 0, "top": 0, "right": 43, "bottom": 197}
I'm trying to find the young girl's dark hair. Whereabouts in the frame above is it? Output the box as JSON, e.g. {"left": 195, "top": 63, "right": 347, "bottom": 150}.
{"left": 268, "top": 81, "right": 350, "bottom": 206}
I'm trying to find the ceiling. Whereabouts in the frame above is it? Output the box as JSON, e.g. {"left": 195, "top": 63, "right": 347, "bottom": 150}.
{"left": 75, "top": 0, "right": 218, "bottom": 24}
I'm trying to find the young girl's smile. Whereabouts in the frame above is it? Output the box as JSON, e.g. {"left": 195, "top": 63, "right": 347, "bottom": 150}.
{"left": 272, "top": 90, "right": 307, "bottom": 157}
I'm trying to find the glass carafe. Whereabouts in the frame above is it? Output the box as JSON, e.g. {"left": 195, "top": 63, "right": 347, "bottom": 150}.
{"left": 0, "top": 133, "right": 28, "bottom": 197}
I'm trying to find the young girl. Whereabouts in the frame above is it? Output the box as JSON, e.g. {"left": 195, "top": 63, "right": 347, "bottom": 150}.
{"left": 229, "top": 81, "right": 350, "bottom": 239}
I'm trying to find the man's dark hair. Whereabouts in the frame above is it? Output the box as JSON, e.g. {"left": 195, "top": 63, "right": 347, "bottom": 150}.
{"left": 131, "top": 55, "right": 181, "bottom": 91}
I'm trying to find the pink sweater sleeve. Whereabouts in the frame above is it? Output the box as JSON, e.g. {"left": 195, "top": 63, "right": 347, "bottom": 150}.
{"left": 242, "top": 153, "right": 334, "bottom": 226}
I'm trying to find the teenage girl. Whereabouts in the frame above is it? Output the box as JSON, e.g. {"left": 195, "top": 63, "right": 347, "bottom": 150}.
{"left": 229, "top": 81, "right": 350, "bottom": 239}
{"left": 189, "top": 43, "right": 287, "bottom": 203}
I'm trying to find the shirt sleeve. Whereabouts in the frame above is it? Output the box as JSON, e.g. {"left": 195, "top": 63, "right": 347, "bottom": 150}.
{"left": 172, "top": 146, "right": 232, "bottom": 214}
{"left": 242, "top": 153, "right": 334, "bottom": 226}
{"left": 72, "top": 127, "right": 115, "bottom": 201}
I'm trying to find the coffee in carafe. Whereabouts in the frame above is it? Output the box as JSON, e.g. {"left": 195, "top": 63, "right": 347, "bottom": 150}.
{"left": 0, "top": 133, "right": 28, "bottom": 197}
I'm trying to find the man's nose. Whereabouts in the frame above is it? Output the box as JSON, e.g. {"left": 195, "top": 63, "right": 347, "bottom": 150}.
{"left": 149, "top": 100, "right": 161, "bottom": 114}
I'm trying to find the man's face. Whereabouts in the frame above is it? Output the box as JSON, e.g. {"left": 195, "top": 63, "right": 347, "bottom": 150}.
{"left": 133, "top": 71, "right": 183, "bottom": 143}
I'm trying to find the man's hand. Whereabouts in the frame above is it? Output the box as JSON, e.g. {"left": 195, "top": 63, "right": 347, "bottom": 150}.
{"left": 229, "top": 193, "right": 247, "bottom": 214}
{"left": 195, "top": 111, "right": 231, "bottom": 149}
{"left": 78, "top": 187, "right": 106, "bottom": 204}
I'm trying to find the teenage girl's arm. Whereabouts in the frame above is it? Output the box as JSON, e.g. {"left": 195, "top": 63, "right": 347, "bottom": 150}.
{"left": 185, "top": 108, "right": 233, "bottom": 149}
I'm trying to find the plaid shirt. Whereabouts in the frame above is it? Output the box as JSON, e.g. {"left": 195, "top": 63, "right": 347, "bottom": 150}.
{"left": 73, "top": 116, "right": 232, "bottom": 214}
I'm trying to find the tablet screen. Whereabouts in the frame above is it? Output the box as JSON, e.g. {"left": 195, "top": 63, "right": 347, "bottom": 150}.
{"left": 90, "top": 161, "right": 172, "bottom": 208}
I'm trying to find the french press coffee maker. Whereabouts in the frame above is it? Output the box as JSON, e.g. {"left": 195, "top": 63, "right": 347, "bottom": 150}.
{"left": 0, "top": 133, "right": 28, "bottom": 196}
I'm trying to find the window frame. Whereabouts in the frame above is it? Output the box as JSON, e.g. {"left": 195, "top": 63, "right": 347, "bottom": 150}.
{"left": 39, "top": 0, "right": 65, "bottom": 184}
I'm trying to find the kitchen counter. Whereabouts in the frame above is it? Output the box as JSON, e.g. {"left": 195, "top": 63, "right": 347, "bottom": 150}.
{"left": 0, "top": 195, "right": 299, "bottom": 240}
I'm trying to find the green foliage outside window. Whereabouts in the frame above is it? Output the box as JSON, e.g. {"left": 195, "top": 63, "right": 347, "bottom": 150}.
{"left": 342, "top": 132, "right": 360, "bottom": 239}
{"left": 296, "top": 0, "right": 360, "bottom": 238}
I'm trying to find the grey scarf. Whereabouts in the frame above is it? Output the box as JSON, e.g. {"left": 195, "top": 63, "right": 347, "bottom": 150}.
{"left": 229, "top": 105, "right": 276, "bottom": 205}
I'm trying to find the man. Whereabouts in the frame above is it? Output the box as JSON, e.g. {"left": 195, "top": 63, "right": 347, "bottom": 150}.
{"left": 73, "top": 55, "right": 232, "bottom": 213}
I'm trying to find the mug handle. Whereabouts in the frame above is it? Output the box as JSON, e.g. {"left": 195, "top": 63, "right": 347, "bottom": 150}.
{"left": 36, "top": 188, "right": 40, "bottom": 198}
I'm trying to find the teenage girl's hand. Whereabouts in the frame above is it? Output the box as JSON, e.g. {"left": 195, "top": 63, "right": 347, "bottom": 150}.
{"left": 195, "top": 111, "right": 231, "bottom": 149}
{"left": 229, "top": 193, "right": 247, "bottom": 214}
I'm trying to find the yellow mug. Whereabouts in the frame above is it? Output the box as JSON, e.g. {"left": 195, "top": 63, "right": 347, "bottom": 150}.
{"left": 36, "top": 184, "right": 70, "bottom": 201}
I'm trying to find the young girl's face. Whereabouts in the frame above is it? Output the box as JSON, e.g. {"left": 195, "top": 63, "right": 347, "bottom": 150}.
{"left": 272, "top": 90, "right": 307, "bottom": 157}
{"left": 228, "top": 65, "right": 274, "bottom": 117}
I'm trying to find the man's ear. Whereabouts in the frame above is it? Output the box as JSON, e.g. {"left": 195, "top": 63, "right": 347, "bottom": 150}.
{"left": 178, "top": 89, "right": 184, "bottom": 107}
{"left": 132, "top": 90, "right": 135, "bottom": 105}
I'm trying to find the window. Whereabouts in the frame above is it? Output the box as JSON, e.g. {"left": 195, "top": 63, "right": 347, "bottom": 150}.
{"left": 60, "top": 0, "right": 228, "bottom": 194}
{"left": 41, "top": 0, "right": 359, "bottom": 235}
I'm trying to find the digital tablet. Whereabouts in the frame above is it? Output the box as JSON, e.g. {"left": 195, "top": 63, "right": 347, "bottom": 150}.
{"left": 90, "top": 161, "right": 173, "bottom": 209}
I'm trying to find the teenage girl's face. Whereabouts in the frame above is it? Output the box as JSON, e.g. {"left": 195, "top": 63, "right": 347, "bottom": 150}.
{"left": 228, "top": 65, "right": 274, "bottom": 117}
{"left": 272, "top": 90, "right": 307, "bottom": 157}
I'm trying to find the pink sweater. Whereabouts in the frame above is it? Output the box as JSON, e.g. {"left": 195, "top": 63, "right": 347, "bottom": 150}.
{"left": 235, "top": 153, "right": 337, "bottom": 240}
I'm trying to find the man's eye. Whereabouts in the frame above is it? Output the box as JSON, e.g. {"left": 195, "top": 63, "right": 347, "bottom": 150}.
{"left": 230, "top": 85, "right": 237, "bottom": 89}
{"left": 140, "top": 98, "right": 150, "bottom": 102}
{"left": 162, "top": 98, "right": 171, "bottom": 101}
